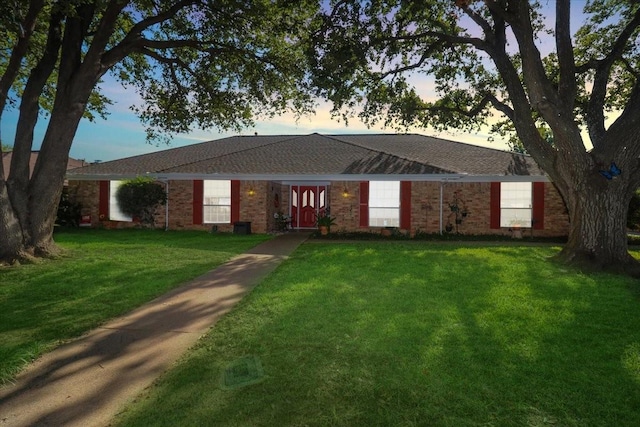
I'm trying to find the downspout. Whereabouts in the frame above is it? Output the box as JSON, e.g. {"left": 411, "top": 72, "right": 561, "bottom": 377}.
{"left": 439, "top": 180, "right": 443, "bottom": 235}
{"left": 165, "top": 180, "right": 169, "bottom": 231}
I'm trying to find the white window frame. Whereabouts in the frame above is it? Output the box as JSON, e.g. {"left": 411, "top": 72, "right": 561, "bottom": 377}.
{"left": 369, "top": 181, "right": 400, "bottom": 227}
{"left": 109, "top": 181, "right": 132, "bottom": 222}
{"left": 500, "top": 182, "right": 532, "bottom": 227}
{"left": 203, "top": 180, "right": 231, "bottom": 224}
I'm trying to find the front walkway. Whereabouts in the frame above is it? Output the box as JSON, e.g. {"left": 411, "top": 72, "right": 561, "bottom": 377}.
{"left": 0, "top": 232, "right": 311, "bottom": 427}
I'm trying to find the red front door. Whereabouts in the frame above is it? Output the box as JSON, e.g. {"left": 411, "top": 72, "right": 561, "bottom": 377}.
{"left": 290, "top": 185, "right": 327, "bottom": 228}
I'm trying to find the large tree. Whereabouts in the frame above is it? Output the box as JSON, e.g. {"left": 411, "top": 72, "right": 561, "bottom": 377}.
{"left": 308, "top": 1, "right": 640, "bottom": 273}
{"left": 0, "top": 0, "right": 315, "bottom": 263}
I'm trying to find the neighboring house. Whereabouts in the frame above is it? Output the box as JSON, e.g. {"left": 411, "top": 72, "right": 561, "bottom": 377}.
{"left": 2, "top": 151, "right": 88, "bottom": 178}
{"left": 66, "top": 133, "right": 569, "bottom": 236}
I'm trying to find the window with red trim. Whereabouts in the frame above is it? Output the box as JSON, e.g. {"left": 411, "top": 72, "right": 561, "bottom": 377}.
{"left": 500, "top": 182, "right": 532, "bottom": 227}
{"left": 369, "top": 181, "right": 400, "bottom": 227}
{"left": 203, "top": 180, "right": 231, "bottom": 223}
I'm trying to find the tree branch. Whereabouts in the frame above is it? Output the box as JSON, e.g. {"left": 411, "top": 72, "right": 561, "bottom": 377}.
{"left": 460, "top": 4, "right": 493, "bottom": 36}
{"left": 56, "top": 2, "right": 96, "bottom": 99}
{"left": 427, "top": 92, "right": 514, "bottom": 121}
{"left": 101, "top": 0, "right": 197, "bottom": 69}
{"left": 555, "top": 0, "right": 576, "bottom": 106}
{"left": 606, "top": 79, "right": 640, "bottom": 159}
{"left": 83, "top": 0, "right": 130, "bottom": 70}
{"left": 377, "top": 41, "right": 444, "bottom": 79}
{"left": 0, "top": 0, "right": 45, "bottom": 122}
{"left": 587, "top": 6, "right": 640, "bottom": 145}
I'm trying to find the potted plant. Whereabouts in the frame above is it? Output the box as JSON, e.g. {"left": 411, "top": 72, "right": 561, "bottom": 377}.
{"left": 274, "top": 211, "right": 291, "bottom": 232}
{"left": 510, "top": 219, "right": 523, "bottom": 239}
{"left": 315, "top": 211, "right": 336, "bottom": 235}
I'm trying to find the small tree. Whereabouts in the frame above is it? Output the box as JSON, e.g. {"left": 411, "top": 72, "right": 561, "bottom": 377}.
{"left": 56, "top": 187, "right": 81, "bottom": 227}
{"left": 115, "top": 177, "right": 166, "bottom": 228}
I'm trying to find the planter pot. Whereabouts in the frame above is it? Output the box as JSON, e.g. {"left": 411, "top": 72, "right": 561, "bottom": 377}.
{"left": 511, "top": 227, "right": 523, "bottom": 239}
{"left": 381, "top": 228, "right": 393, "bottom": 237}
{"left": 319, "top": 225, "right": 329, "bottom": 236}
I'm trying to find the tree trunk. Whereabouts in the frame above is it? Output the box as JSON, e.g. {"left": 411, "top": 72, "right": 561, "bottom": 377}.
{"left": 0, "top": 89, "right": 93, "bottom": 264}
{"left": 556, "top": 175, "right": 639, "bottom": 275}
{"left": 0, "top": 183, "right": 29, "bottom": 262}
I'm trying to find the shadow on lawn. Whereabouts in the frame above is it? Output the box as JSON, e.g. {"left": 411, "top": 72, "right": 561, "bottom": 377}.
{"left": 0, "top": 250, "right": 286, "bottom": 427}
{"left": 117, "top": 243, "right": 640, "bottom": 426}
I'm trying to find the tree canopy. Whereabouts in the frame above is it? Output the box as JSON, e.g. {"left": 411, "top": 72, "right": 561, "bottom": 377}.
{"left": 308, "top": 0, "right": 640, "bottom": 272}
{"left": 0, "top": 0, "right": 318, "bottom": 263}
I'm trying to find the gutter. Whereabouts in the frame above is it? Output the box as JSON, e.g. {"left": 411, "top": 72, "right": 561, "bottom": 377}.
{"left": 66, "top": 172, "right": 550, "bottom": 183}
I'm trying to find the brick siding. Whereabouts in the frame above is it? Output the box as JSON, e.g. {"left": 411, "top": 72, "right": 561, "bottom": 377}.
{"left": 69, "top": 179, "right": 569, "bottom": 237}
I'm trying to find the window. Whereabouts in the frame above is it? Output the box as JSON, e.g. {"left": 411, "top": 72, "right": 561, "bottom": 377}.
{"left": 109, "top": 181, "right": 132, "bottom": 221}
{"left": 369, "top": 181, "right": 400, "bottom": 227}
{"left": 203, "top": 180, "right": 231, "bottom": 223}
{"left": 500, "top": 182, "right": 532, "bottom": 227}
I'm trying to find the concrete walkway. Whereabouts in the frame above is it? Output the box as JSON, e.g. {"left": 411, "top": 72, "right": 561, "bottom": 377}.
{"left": 0, "top": 232, "right": 310, "bottom": 427}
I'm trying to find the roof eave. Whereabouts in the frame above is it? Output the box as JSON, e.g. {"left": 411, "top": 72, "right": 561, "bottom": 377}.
{"left": 66, "top": 172, "right": 550, "bottom": 182}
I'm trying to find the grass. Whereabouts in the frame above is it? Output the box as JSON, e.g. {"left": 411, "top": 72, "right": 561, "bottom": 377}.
{"left": 0, "top": 228, "right": 271, "bottom": 384}
{"left": 115, "top": 242, "right": 640, "bottom": 426}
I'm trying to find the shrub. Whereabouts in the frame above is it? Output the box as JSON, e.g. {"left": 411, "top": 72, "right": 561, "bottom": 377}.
{"left": 116, "top": 177, "right": 167, "bottom": 227}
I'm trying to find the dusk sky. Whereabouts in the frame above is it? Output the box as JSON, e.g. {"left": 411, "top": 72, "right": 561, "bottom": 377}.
{"left": 1, "top": 2, "right": 593, "bottom": 163}
{"left": 0, "top": 73, "right": 510, "bottom": 163}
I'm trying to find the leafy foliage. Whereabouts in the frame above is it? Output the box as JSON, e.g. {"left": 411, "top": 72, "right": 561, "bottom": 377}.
{"left": 0, "top": 0, "right": 319, "bottom": 262}
{"left": 308, "top": 1, "right": 640, "bottom": 269}
{"left": 314, "top": 210, "right": 336, "bottom": 228}
{"left": 115, "top": 177, "right": 166, "bottom": 227}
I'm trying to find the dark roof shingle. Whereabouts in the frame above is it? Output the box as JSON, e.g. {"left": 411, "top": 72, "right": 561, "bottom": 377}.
{"left": 68, "top": 133, "right": 545, "bottom": 178}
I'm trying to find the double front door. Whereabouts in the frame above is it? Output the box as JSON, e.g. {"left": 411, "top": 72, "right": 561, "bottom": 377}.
{"left": 290, "top": 185, "right": 327, "bottom": 228}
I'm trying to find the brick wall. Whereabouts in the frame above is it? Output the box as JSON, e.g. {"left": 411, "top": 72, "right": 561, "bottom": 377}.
{"left": 327, "top": 180, "right": 568, "bottom": 237}
{"left": 69, "top": 179, "right": 569, "bottom": 237}
{"left": 69, "top": 181, "right": 100, "bottom": 224}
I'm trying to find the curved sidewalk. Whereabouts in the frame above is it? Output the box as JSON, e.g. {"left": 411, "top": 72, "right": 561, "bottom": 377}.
{"left": 0, "top": 232, "right": 310, "bottom": 427}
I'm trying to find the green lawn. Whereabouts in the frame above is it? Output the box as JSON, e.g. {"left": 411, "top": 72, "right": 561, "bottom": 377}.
{"left": 115, "top": 242, "right": 640, "bottom": 426}
{"left": 0, "top": 229, "right": 271, "bottom": 383}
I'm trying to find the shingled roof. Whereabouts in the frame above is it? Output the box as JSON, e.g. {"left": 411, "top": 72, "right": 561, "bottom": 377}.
{"left": 67, "top": 133, "right": 546, "bottom": 181}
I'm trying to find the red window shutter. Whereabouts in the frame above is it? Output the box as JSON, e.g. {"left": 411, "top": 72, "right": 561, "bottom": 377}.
{"left": 359, "top": 181, "right": 369, "bottom": 227}
{"left": 98, "top": 181, "right": 109, "bottom": 220}
{"left": 400, "top": 181, "right": 411, "bottom": 229}
{"left": 231, "top": 180, "right": 240, "bottom": 223}
{"left": 490, "top": 182, "right": 501, "bottom": 229}
{"left": 532, "top": 182, "right": 545, "bottom": 229}
{"left": 193, "top": 180, "right": 204, "bottom": 225}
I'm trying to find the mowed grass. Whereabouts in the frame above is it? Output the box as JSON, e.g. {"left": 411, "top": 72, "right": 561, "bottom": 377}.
{"left": 116, "top": 242, "right": 640, "bottom": 426}
{"left": 0, "top": 229, "right": 271, "bottom": 383}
